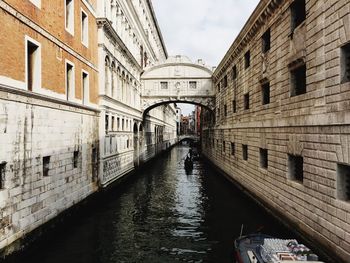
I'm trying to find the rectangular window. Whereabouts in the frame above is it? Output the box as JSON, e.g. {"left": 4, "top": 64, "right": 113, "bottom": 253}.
{"left": 260, "top": 148, "right": 268, "bottom": 169}
{"left": 244, "top": 50, "right": 250, "bottom": 69}
{"left": 288, "top": 154, "right": 303, "bottom": 182}
{"left": 122, "top": 119, "right": 125, "bottom": 130}
{"left": 65, "top": 0, "right": 74, "bottom": 34}
{"left": 160, "top": 82, "right": 168, "bottom": 89}
{"left": 231, "top": 143, "right": 235, "bottom": 156}
{"left": 82, "top": 71, "right": 89, "bottom": 104}
{"left": 81, "top": 10, "right": 88, "bottom": 46}
{"left": 290, "top": 64, "right": 306, "bottom": 97}
{"left": 290, "top": 0, "right": 306, "bottom": 32}
{"left": 66, "top": 62, "right": 74, "bottom": 100}
{"left": 337, "top": 164, "right": 350, "bottom": 201}
{"left": 105, "top": 114, "right": 109, "bottom": 132}
{"left": 189, "top": 81, "right": 197, "bottom": 89}
{"left": 29, "top": 0, "right": 41, "bottom": 8}
{"left": 232, "top": 100, "right": 236, "bottom": 113}
{"left": 224, "top": 104, "right": 227, "bottom": 117}
{"left": 117, "top": 117, "right": 120, "bottom": 131}
{"left": 232, "top": 65, "right": 237, "bottom": 80}
{"left": 244, "top": 93, "right": 250, "bottom": 110}
{"left": 341, "top": 43, "right": 350, "bottom": 83}
{"left": 0, "top": 162, "right": 6, "bottom": 189}
{"left": 262, "top": 29, "right": 271, "bottom": 53}
{"left": 223, "top": 141, "right": 226, "bottom": 152}
{"left": 262, "top": 82, "right": 270, "bottom": 105}
{"left": 242, "top": 144, "right": 248, "bottom": 161}
{"left": 73, "top": 151, "right": 79, "bottom": 168}
{"left": 43, "top": 156, "right": 50, "bottom": 177}
{"left": 222, "top": 75, "right": 228, "bottom": 88}
{"left": 26, "top": 39, "right": 40, "bottom": 91}
{"left": 111, "top": 116, "right": 115, "bottom": 131}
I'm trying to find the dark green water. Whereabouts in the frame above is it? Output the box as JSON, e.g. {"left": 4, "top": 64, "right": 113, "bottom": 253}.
{"left": 5, "top": 145, "right": 300, "bottom": 263}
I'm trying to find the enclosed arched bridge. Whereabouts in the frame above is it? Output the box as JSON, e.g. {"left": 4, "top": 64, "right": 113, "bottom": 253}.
{"left": 141, "top": 56, "right": 215, "bottom": 115}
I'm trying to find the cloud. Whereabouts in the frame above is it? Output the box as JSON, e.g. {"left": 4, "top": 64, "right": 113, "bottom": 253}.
{"left": 152, "top": 0, "right": 260, "bottom": 67}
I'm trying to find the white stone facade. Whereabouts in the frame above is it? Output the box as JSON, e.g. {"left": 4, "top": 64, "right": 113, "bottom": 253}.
{"left": 97, "top": 0, "right": 177, "bottom": 187}
{"left": 0, "top": 89, "right": 99, "bottom": 254}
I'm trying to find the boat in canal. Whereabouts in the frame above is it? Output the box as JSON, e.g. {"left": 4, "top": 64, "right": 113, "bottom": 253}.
{"left": 234, "top": 234, "right": 324, "bottom": 263}
{"left": 184, "top": 154, "right": 193, "bottom": 170}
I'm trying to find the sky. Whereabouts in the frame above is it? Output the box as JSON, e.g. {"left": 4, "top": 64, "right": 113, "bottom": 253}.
{"left": 152, "top": 0, "right": 260, "bottom": 115}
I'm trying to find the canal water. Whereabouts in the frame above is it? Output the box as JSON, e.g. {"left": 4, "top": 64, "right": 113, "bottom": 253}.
{"left": 6, "top": 145, "right": 301, "bottom": 263}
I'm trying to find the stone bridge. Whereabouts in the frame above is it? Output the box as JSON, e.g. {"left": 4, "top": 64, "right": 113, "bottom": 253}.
{"left": 178, "top": 135, "right": 200, "bottom": 142}
{"left": 141, "top": 56, "right": 215, "bottom": 115}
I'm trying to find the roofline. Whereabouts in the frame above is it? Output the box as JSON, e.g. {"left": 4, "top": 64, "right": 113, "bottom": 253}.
{"left": 147, "top": 0, "right": 168, "bottom": 58}
{"left": 214, "top": 0, "right": 272, "bottom": 77}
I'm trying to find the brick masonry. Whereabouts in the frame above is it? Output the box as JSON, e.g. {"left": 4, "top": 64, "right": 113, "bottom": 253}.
{"left": 202, "top": 0, "right": 350, "bottom": 261}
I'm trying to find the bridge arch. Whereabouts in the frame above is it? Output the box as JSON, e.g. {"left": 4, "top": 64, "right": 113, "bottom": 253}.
{"left": 140, "top": 56, "right": 215, "bottom": 114}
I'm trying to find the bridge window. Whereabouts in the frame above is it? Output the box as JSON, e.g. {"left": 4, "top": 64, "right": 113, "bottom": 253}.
{"left": 288, "top": 154, "right": 303, "bottom": 183}
{"left": 290, "top": 64, "right": 306, "bottom": 97}
{"left": 0, "top": 162, "right": 6, "bottom": 189}
{"left": 244, "top": 50, "right": 250, "bottom": 69}
{"left": 43, "top": 156, "right": 51, "bottom": 177}
{"left": 231, "top": 143, "right": 235, "bottom": 156}
{"left": 232, "top": 100, "right": 236, "bottom": 113}
{"left": 244, "top": 93, "right": 250, "bottom": 110}
{"left": 242, "top": 144, "right": 248, "bottom": 160}
{"left": 189, "top": 81, "right": 197, "bottom": 89}
{"left": 262, "top": 82, "right": 270, "bottom": 105}
{"left": 260, "top": 148, "right": 268, "bottom": 169}
{"left": 232, "top": 65, "right": 237, "bottom": 80}
{"left": 337, "top": 164, "right": 350, "bottom": 201}
{"left": 160, "top": 82, "right": 168, "bottom": 89}
{"left": 341, "top": 43, "right": 350, "bottom": 83}
{"left": 290, "top": 0, "right": 306, "bottom": 33}
{"left": 262, "top": 28, "right": 271, "bottom": 53}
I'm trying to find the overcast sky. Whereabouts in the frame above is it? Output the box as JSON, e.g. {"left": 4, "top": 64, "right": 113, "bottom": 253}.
{"left": 152, "top": 0, "right": 260, "bottom": 114}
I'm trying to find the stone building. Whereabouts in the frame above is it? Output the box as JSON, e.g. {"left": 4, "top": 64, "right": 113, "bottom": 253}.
{"left": 96, "top": 0, "right": 177, "bottom": 187}
{"left": 0, "top": 0, "right": 177, "bottom": 256}
{"left": 0, "top": 0, "right": 100, "bottom": 255}
{"left": 202, "top": 0, "right": 350, "bottom": 261}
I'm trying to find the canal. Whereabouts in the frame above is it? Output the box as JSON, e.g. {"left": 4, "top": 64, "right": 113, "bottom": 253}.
{"left": 5, "top": 145, "right": 303, "bottom": 263}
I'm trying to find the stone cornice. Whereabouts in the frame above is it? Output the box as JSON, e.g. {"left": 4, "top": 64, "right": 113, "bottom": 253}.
{"left": 0, "top": 84, "right": 100, "bottom": 115}
{"left": 97, "top": 18, "right": 142, "bottom": 73}
{"left": 214, "top": 0, "right": 283, "bottom": 78}
{"left": 146, "top": 0, "right": 168, "bottom": 58}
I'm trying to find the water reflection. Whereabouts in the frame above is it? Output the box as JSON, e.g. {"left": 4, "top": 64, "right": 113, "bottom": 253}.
{"left": 5, "top": 145, "right": 293, "bottom": 263}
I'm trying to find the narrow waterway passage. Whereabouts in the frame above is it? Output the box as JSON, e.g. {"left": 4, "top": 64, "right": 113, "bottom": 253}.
{"left": 8, "top": 145, "right": 297, "bottom": 263}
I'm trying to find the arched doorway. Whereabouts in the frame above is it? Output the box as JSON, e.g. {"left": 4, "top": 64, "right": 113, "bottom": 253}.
{"left": 133, "top": 122, "right": 139, "bottom": 167}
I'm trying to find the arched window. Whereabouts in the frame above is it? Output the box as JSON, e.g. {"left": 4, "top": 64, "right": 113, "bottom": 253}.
{"left": 105, "top": 56, "right": 111, "bottom": 95}
{"left": 111, "top": 61, "right": 116, "bottom": 98}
